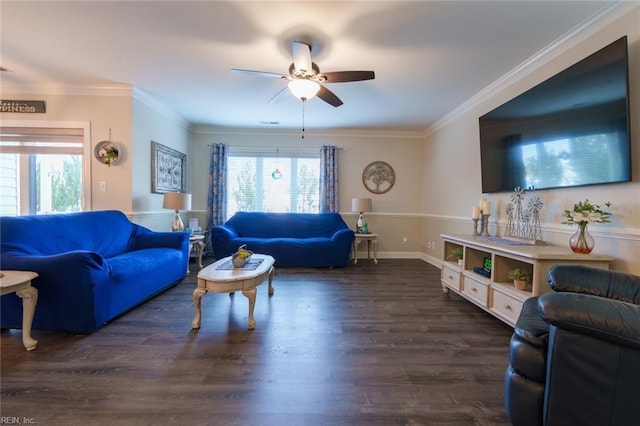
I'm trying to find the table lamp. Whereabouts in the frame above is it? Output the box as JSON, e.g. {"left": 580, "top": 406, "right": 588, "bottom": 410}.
{"left": 351, "top": 197, "right": 372, "bottom": 233}
{"left": 163, "top": 192, "right": 192, "bottom": 231}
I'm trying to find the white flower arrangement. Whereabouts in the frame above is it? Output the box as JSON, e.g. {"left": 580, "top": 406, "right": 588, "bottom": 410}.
{"left": 562, "top": 199, "right": 612, "bottom": 226}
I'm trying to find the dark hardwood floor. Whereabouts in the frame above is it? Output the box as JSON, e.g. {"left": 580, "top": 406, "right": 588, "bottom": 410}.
{"left": 1, "top": 258, "right": 513, "bottom": 425}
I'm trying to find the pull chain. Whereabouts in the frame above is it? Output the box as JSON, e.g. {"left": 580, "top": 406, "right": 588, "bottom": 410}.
{"left": 301, "top": 100, "right": 305, "bottom": 139}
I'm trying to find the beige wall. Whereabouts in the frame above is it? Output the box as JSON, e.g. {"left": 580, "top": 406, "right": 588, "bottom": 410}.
{"left": 130, "top": 93, "right": 191, "bottom": 231}
{"left": 0, "top": 90, "right": 133, "bottom": 212}
{"left": 423, "top": 7, "right": 640, "bottom": 274}
{"left": 0, "top": 88, "right": 190, "bottom": 231}
{"left": 190, "top": 128, "right": 425, "bottom": 256}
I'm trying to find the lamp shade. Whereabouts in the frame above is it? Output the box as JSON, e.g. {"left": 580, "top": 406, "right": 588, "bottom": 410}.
{"left": 288, "top": 79, "right": 320, "bottom": 100}
{"left": 162, "top": 192, "right": 192, "bottom": 211}
{"left": 352, "top": 197, "right": 372, "bottom": 213}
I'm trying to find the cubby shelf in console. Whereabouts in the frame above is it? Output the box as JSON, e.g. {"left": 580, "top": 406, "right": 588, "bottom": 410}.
{"left": 440, "top": 234, "right": 614, "bottom": 327}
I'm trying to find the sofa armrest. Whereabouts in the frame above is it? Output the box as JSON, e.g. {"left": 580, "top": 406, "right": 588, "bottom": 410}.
{"left": 514, "top": 297, "right": 549, "bottom": 348}
{"left": 548, "top": 265, "right": 640, "bottom": 304}
{"left": 1, "top": 250, "right": 111, "bottom": 291}
{"left": 331, "top": 228, "right": 355, "bottom": 241}
{"left": 538, "top": 292, "right": 640, "bottom": 350}
{"left": 211, "top": 225, "right": 239, "bottom": 242}
{"left": 130, "top": 228, "right": 189, "bottom": 252}
{"left": 1, "top": 242, "right": 42, "bottom": 256}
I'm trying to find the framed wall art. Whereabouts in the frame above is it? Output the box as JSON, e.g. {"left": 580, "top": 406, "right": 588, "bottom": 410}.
{"left": 151, "top": 141, "right": 186, "bottom": 194}
{"left": 362, "top": 161, "right": 395, "bottom": 194}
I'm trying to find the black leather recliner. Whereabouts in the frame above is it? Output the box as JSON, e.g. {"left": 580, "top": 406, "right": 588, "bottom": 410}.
{"left": 504, "top": 265, "right": 640, "bottom": 426}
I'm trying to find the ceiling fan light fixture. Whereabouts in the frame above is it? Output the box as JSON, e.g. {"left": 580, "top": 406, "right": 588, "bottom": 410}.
{"left": 288, "top": 79, "right": 320, "bottom": 101}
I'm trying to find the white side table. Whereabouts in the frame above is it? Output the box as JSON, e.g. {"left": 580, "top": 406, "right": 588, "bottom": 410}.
{"left": 352, "top": 233, "right": 379, "bottom": 265}
{"left": 0, "top": 271, "right": 39, "bottom": 351}
{"left": 187, "top": 234, "right": 205, "bottom": 274}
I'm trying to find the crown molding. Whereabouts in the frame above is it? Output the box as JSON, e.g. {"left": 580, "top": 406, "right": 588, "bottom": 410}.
{"left": 131, "top": 87, "right": 190, "bottom": 130}
{"left": 191, "top": 125, "right": 425, "bottom": 140}
{"left": 424, "top": 1, "right": 638, "bottom": 138}
{"left": 0, "top": 82, "right": 133, "bottom": 97}
{"left": 0, "top": 82, "right": 191, "bottom": 129}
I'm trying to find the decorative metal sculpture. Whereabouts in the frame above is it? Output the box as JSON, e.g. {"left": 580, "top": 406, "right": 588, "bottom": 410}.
{"left": 504, "top": 187, "right": 544, "bottom": 244}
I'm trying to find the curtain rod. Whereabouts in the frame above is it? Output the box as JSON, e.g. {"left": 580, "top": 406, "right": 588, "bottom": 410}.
{"left": 207, "top": 144, "right": 344, "bottom": 151}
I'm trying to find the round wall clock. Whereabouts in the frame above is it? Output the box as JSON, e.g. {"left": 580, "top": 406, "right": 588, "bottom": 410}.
{"left": 362, "top": 161, "right": 395, "bottom": 194}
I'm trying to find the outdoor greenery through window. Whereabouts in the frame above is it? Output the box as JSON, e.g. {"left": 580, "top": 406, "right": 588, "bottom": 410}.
{"left": 0, "top": 125, "right": 85, "bottom": 216}
{"left": 227, "top": 150, "right": 320, "bottom": 218}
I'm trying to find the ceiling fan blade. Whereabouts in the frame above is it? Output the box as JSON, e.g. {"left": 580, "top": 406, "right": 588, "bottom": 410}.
{"left": 319, "top": 70, "right": 375, "bottom": 83}
{"left": 231, "top": 68, "right": 286, "bottom": 79}
{"left": 316, "top": 85, "right": 343, "bottom": 107}
{"left": 292, "top": 41, "right": 312, "bottom": 74}
{"left": 267, "top": 87, "right": 292, "bottom": 104}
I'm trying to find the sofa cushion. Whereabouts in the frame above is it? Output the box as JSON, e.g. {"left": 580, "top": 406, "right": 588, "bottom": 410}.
{"left": 107, "top": 248, "right": 182, "bottom": 282}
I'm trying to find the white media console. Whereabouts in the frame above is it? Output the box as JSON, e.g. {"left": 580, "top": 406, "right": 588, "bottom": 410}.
{"left": 440, "top": 234, "right": 614, "bottom": 327}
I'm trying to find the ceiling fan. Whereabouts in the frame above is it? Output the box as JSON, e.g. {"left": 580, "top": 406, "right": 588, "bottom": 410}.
{"left": 231, "top": 41, "right": 375, "bottom": 107}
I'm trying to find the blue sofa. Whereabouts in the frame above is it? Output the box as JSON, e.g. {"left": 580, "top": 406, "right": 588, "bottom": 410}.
{"left": 0, "top": 210, "right": 189, "bottom": 333}
{"left": 211, "top": 212, "right": 354, "bottom": 267}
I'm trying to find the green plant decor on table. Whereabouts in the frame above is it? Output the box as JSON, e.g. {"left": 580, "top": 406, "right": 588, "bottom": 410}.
{"left": 508, "top": 268, "right": 532, "bottom": 282}
{"left": 446, "top": 247, "right": 464, "bottom": 261}
{"left": 508, "top": 268, "right": 532, "bottom": 291}
{"left": 562, "top": 199, "right": 612, "bottom": 254}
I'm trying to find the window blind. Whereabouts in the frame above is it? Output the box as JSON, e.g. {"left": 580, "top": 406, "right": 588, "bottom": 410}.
{"left": 0, "top": 127, "right": 84, "bottom": 154}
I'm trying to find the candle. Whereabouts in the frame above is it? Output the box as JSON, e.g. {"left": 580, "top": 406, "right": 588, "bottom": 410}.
{"left": 482, "top": 200, "right": 491, "bottom": 214}
{"left": 472, "top": 206, "right": 480, "bottom": 219}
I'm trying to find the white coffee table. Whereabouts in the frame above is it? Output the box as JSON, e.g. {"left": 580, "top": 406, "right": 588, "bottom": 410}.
{"left": 192, "top": 254, "right": 275, "bottom": 330}
{"left": 0, "top": 270, "right": 39, "bottom": 351}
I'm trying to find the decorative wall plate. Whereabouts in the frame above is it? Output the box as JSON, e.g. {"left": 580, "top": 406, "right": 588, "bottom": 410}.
{"left": 362, "top": 161, "right": 395, "bottom": 194}
{"left": 94, "top": 140, "right": 120, "bottom": 166}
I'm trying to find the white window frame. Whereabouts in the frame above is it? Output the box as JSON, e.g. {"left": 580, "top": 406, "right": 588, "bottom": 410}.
{"left": 227, "top": 146, "right": 320, "bottom": 217}
{"left": 0, "top": 119, "right": 93, "bottom": 213}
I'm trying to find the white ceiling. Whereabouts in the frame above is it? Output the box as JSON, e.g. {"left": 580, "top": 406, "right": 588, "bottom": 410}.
{"left": 0, "top": 1, "right": 623, "bottom": 132}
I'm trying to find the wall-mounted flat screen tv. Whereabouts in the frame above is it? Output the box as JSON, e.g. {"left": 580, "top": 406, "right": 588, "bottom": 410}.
{"left": 479, "top": 36, "right": 631, "bottom": 193}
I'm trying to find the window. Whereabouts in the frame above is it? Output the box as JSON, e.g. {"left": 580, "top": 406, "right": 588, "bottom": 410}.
{"left": 227, "top": 149, "right": 320, "bottom": 218}
{"left": 0, "top": 123, "right": 89, "bottom": 216}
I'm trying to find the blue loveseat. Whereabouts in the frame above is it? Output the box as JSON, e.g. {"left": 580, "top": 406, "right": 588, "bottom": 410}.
{"left": 211, "top": 212, "right": 354, "bottom": 267}
{"left": 0, "top": 210, "right": 189, "bottom": 333}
